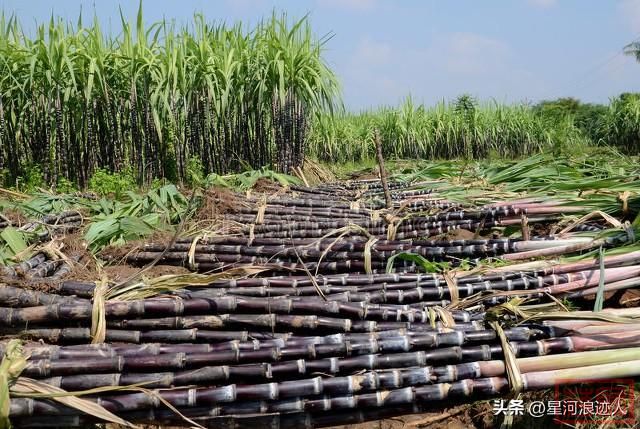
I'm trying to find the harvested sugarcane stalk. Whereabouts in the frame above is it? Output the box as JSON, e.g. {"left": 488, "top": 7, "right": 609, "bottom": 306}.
{"left": 27, "top": 346, "right": 640, "bottom": 392}
{"left": 11, "top": 330, "right": 640, "bottom": 380}
{"left": 2, "top": 158, "right": 640, "bottom": 429}
{"left": 9, "top": 353, "right": 640, "bottom": 418}
{"left": 120, "top": 235, "right": 606, "bottom": 274}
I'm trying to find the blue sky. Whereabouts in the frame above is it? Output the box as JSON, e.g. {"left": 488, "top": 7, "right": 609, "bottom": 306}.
{"left": 2, "top": 0, "right": 639, "bottom": 109}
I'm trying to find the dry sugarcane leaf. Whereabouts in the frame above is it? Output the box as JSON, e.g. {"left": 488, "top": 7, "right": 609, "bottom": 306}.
{"left": 291, "top": 247, "right": 327, "bottom": 301}
{"left": 521, "top": 310, "right": 638, "bottom": 324}
{"left": 309, "top": 224, "right": 372, "bottom": 276}
{"left": 486, "top": 298, "right": 530, "bottom": 320}
{"left": 363, "top": 237, "right": 379, "bottom": 275}
{"left": 433, "top": 306, "right": 456, "bottom": 328}
{"left": 0, "top": 188, "right": 29, "bottom": 200}
{"left": 187, "top": 234, "right": 206, "bottom": 271}
{"left": 34, "top": 239, "right": 71, "bottom": 265}
{"left": 10, "top": 378, "right": 136, "bottom": 428}
{"left": 107, "top": 268, "right": 268, "bottom": 301}
{"left": 442, "top": 271, "right": 459, "bottom": 305}
{"left": 0, "top": 340, "right": 28, "bottom": 429}
{"left": 489, "top": 321, "right": 523, "bottom": 429}
{"left": 10, "top": 380, "right": 203, "bottom": 429}
{"left": 90, "top": 279, "right": 108, "bottom": 344}
{"left": 129, "top": 386, "right": 205, "bottom": 429}
{"left": 558, "top": 210, "right": 623, "bottom": 235}
{"left": 294, "top": 166, "right": 310, "bottom": 187}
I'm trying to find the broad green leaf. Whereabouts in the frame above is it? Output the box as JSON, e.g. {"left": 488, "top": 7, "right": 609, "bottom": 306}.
{"left": 0, "top": 227, "right": 28, "bottom": 255}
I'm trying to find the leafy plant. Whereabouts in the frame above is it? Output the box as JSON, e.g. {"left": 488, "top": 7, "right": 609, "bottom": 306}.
{"left": 89, "top": 169, "right": 136, "bottom": 198}
{"left": 186, "top": 156, "right": 205, "bottom": 187}
{"left": 204, "top": 168, "right": 302, "bottom": 191}
{"left": 85, "top": 213, "right": 161, "bottom": 251}
{"left": 85, "top": 184, "right": 190, "bottom": 251}
{"left": 0, "top": 227, "right": 30, "bottom": 264}
{"left": 14, "top": 193, "right": 90, "bottom": 217}
{"left": 16, "top": 165, "right": 45, "bottom": 192}
{"left": 56, "top": 177, "right": 77, "bottom": 194}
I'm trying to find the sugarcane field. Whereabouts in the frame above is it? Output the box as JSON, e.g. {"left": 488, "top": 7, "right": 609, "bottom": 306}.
{"left": 2, "top": 2, "right": 640, "bottom": 429}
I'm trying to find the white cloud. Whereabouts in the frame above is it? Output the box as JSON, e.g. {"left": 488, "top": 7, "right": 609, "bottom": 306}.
{"left": 619, "top": 0, "right": 640, "bottom": 33}
{"left": 337, "top": 31, "right": 546, "bottom": 108}
{"left": 434, "top": 32, "right": 510, "bottom": 75}
{"left": 527, "top": 0, "right": 557, "bottom": 8}
{"left": 353, "top": 37, "right": 392, "bottom": 66}
{"left": 316, "top": 0, "right": 376, "bottom": 12}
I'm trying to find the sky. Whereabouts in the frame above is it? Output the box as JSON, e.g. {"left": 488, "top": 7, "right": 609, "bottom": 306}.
{"left": 1, "top": 0, "right": 639, "bottom": 109}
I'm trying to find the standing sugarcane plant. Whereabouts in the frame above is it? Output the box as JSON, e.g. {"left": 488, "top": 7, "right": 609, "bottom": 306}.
{"left": 0, "top": 5, "right": 339, "bottom": 187}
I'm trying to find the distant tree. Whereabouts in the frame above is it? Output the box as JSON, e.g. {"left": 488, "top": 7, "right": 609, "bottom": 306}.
{"left": 618, "top": 92, "right": 640, "bottom": 102}
{"left": 574, "top": 103, "right": 608, "bottom": 142}
{"left": 623, "top": 41, "right": 640, "bottom": 62}
{"left": 454, "top": 94, "right": 478, "bottom": 119}
{"left": 533, "top": 97, "right": 581, "bottom": 119}
{"left": 533, "top": 98, "right": 607, "bottom": 142}
{"left": 453, "top": 94, "right": 478, "bottom": 157}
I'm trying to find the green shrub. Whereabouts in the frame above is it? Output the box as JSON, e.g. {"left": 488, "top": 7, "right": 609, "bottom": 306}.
{"left": 186, "top": 156, "right": 205, "bottom": 187}
{"left": 89, "top": 168, "right": 136, "bottom": 198}
{"left": 533, "top": 97, "right": 607, "bottom": 142}
{"left": 16, "top": 165, "right": 45, "bottom": 192}
{"left": 56, "top": 177, "right": 77, "bottom": 194}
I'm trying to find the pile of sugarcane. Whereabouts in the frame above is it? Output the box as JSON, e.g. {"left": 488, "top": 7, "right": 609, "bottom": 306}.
{"left": 0, "top": 210, "right": 82, "bottom": 239}
{"left": 0, "top": 210, "right": 82, "bottom": 280}
{"left": 104, "top": 177, "right": 626, "bottom": 275}
{"left": 231, "top": 180, "right": 593, "bottom": 240}
{"left": 2, "top": 306, "right": 640, "bottom": 428}
{"left": 116, "top": 233, "right": 622, "bottom": 275}
{"left": 232, "top": 204, "right": 582, "bottom": 240}
{"left": 0, "top": 253, "right": 76, "bottom": 279}
{"left": 5, "top": 249, "right": 640, "bottom": 349}
{"left": 1, "top": 176, "right": 639, "bottom": 428}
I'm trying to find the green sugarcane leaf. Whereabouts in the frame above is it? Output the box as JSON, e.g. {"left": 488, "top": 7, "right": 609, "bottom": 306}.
{"left": 237, "top": 159, "right": 253, "bottom": 171}
{"left": 119, "top": 215, "right": 157, "bottom": 238}
{"left": 205, "top": 174, "right": 231, "bottom": 189}
{"left": 385, "top": 252, "right": 450, "bottom": 274}
{"left": 0, "top": 227, "right": 27, "bottom": 256}
{"left": 502, "top": 226, "right": 522, "bottom": 237}
{"left": 146, "top": 189, "right": 169, "bottom": 214}
{"left": 84, "top": 217, "right": 119, "bottom": 248}
{"left": 266, "top": 171, "right": 302, "bottom": 186}
{"left": 236, "top": 173, "right": 257, "bottom": 190}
